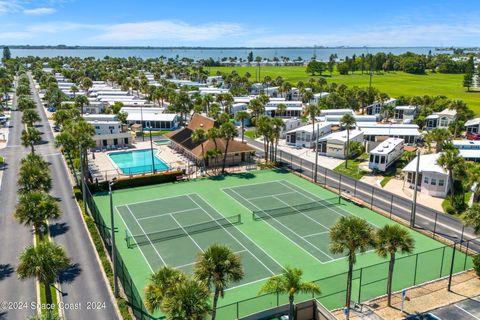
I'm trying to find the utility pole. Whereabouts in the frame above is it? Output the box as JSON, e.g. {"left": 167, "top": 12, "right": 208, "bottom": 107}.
{"left": 314, "top": 122, "right": 319, "bottom": 183}
{"left": 410, "top": 149, "right": 421, "bottom": 228}
{"left": 79, "top": 144, "right": 87, "bottom": 214}
{"left": 149, "top": 127, "right": 156, "bottom": 174}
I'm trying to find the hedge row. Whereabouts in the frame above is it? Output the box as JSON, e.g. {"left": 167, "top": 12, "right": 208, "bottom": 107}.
{"left": 88, "top": 170, "right": 183, "bottom": 192}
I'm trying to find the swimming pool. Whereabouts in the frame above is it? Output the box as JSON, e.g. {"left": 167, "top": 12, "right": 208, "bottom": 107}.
{"left": 108, "top": 149, "right": 169, "bottom": 175}
{"left": 153, "top": 139, "right": 171, "bottom": 145}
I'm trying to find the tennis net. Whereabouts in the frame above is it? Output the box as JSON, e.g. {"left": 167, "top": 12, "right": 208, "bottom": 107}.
{"left": 252, "top": 198, "right": 338, "bottom": 220}
{"left": 126, "top": 214, "right": 242, "bottom": 248}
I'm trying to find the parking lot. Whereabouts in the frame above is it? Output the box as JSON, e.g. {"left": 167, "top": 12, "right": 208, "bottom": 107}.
{"left": 430, "top": 296, "right": 480, "bottom": 319}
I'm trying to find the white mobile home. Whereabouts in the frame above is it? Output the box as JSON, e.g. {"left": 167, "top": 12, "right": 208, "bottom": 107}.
{"left": 358, "top": 123, "right": 421, "bottom": 145}
{"left": 368, "top": 138, "right": 404, "bottom": 172}
{"left": 452, "top": 140, "right": 480, "bottom": 162}
{"left": 425, "top": 109, "right": 457, "bottom": 130}
{"left": 285, "top": 122, "right": 332, "bottom": 148}
{"left": 394, "top": 105, "right": 418, "bottom": 123}
{"left": 317, "top": 129, "right": 364, "bottom": 159}
{"left": 366, "top": 98, "right": 397, "bottom": 117}
{"left": 121, "top": 107, "right": 179, "bottom": 131}
{"left": 465, "top": 118, "right": 480, "bottom": 134}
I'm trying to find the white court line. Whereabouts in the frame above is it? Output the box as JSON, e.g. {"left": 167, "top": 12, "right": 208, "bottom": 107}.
{"left": 169, "top": 213, "right": 204, "bottom": 253}
{"left": 188, "top": 194, "right": 280, "bottom": 275}
{"left": 137, "top": 207, "right": 200, "bottom": 221}
{"left": 173, "top": 250, "right": 248, "bottom": 270}
{"left": 224, "top": 187, "right": 327, "bottom": 264}
{"left": 303, "top": 231, "right": 330, "bottom": 238}
{"left": 116, "top": 206, "right": 154, "bottom": 272}
{"left": 225, "top": 275, "right": 275, "bottom": 292}
{"left": 249, "top": 191, "right": 297, "bottom": 201}
{"left": 116, "top": 193, "right": 191, "bottom": 208}
{"left": 126, "top": 205, "right": 167, "bottom": 266}
{"left": 455, "top": 305, "right": 480, "bottom": 320}
{"left": 278, "top": 180, "right": 380, "bottom": 228}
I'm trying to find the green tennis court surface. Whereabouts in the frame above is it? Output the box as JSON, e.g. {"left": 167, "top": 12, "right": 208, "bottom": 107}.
{"left": 92, "top": 169, "right": 471, "bottom": 319}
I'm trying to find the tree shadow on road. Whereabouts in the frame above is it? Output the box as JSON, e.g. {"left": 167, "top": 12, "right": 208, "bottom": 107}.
{"left": 0, "top": 264, "right": 14, "bottom": 281}
{"left": 49, "top": 222, "right": 70, "bottom": 238}
{"left": 59, "top": 263, "right": 82, "bottom": 285}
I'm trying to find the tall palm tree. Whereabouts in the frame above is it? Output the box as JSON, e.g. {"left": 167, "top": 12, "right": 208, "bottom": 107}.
{"left": 17, "top": 242, "right": 70, "bottom": 305}
{"left": 80, "top": 77, "right": 93, "bottom": 96}
{"left": 144, "top": 266, "right": 186, "bottom": 314}
{"left": 235, "top": 111, "right": 250, "bottom": 143}
{"left": 330, "top": 216, "right": 375, "bottom": 317}
{"left": 259, "top": 267, "right": 320, "bottom": 320}
{"left": 449, "top": 100, "right": 469, "bottom": 137}
{"left": 340, "top": 114, "right": 357, "bottom": 168}
{"left": 303, "top": 104, "right": 320, "bottom": 152}
{"left": 22, "top": 109, "right": 41, "bottom": 127}
{"left": 466, "top": 163, "right": 480, "bottom": 201}
{"left": 194, "top": 244, "right": 244, "bottom": 320}
{"left": 271, "top": 117, "right": 285, "bottom": 162}
{"left": 375, "top": 225, "right": 415, "bottom": 306}
{"left": 219, "top": 122, "right": 238, "bottom": 173}
{"left": 356, "top": 89, "right": 369, "bottom": 115}
{"left": 276, "top": 103, "right": 287, "bottom": 118}
{"left": 161, "top": 278, "right": 211, "bottom": 320}
{"left": 249, "top": 98, "right": 265, "bottom": 124}
{"left": 192, "top": 128, "right": 207, "bottom": 169}
{"left": 74, "top": 95, "right": 89, "bottom": 115}
{"left": 21, "top": 127, "right": 42, "bottom": 154}
{"left": 438, "top": 149, "right": 462, "bottom": 201}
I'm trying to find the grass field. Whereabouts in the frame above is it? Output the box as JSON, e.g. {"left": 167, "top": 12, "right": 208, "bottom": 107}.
{"left": 92, "top": 170, "right": 471, "bottom": 319}
{"left": 209, "top": 66, "right": 480, "bottom": 114}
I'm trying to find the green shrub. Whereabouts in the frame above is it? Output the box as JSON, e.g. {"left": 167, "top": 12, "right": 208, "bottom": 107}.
{"left": 88, "top": 171, "right": 182, "bottom": 192}
{"left": 473, "top": 255, "right": 480, "bottom": 277}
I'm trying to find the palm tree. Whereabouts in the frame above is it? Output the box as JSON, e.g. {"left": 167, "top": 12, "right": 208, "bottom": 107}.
{"left": 249, "top": 98, "right": 265, "bottom": 124}
{"left": 21, "top": 127, "right": 42, "bottom": 154}
{"left": 466, "top": 163, "right": 480, "bottom": 201}
{"left": 18, "top": 153, "right": 51, "bottom": 194}
{"left": 17, "top": 95, "right": 35, "bottom": 111}
{"left": 22, "top": 109, "right": 41, "bottom": 127}
{"left": 161, "top": 278, "right": 211, "bottom": 320}
{"left": 80, "top": 77, "right": 93, "bottom": 96}
{"left": 340, "top": 114, "right": 357, "bottom": 168}
{"left": 192, "top": 128, "right": 207, "bottom": 169}
{"left": 303, "top": 104, "right": 320, "bottom": 152}
{"left": 356, "top": 89, "right": 369, "bottom": 115}
{"left": 70, "top": 85, "right": 78, "bottom": 98}
{"left": 464, "top": 204, "right": 480, "bottom": 234}
{"left": 375, "top": 225, "right": 415, "bottom": 307}
{"left": 438, "top": 149, "right": 462, "bottom": 201}
{"left": 194, "top": 244, "right": 244, "bottom": 320}
{"left": 219, "top": 122, "right": 238, "bottom": 173}
{"left": 425, "top": 128, "right": 452, "bottom": 153}
{"left": 144, "top": 266, "right": 186, "bottom": 313}
{"left": 276, "top": 103, "right": 287, "bottom": 118}
{"left": 449, "top": 100, "right": 469, "bottom": 137}
{"left": 259, "top": 267, "right": 320, "bottom": 320}
{"left": 235, "top": 111, "right": 250, "bottom": 143}
{"left": 74, "top": 95, "right": 89, "bottom": 115}
{"left": 271, "top": 117, "right": 285, "bottom": 162}
{"left": 14, "top": 191, "right": 60, "bottom": 240}
{"left": 205, "top": 149, "right": 222, "bottom": 174}
{"left": 17, "top": 242, "right": 70, "bottom": 305}
{"left": 330, "top": 216, "right": 375, "bottom": 317}
{"left": 207, "top": 127, "right": 221, "bottom": 170}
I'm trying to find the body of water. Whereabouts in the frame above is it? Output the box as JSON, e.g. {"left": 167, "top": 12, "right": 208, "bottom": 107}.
{"left": 10, "top": 47, "right": 449, "bottom": 61}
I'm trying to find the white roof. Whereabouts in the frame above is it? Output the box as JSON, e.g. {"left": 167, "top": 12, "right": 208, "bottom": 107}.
{"left": 452, "top": 140, "right": 480, "bottom": 148}
{"left": 87, "top": 120, "right": 121, "bottom": 125}
{"left": 286, "top": 122, "right": 331, "bottom": 134}
{"left": 122, "top": 107, "right": 178, "bottom": 122}
{"left": 320, "top": 109, "right": 354, "bottom": 115}
{"left": 318, "top": 129, "right": 363, "bottom": 142}
{"left": 370, "top": 138, "right": 404, "bottom": 155}
{"left": 402, "top": 153, "right": 447, "bottom": 174}
{"left": 395, "top": 105, "right": 417, "bottom": 111}
{"left": 265, "top": 106, "right": 303, "bottom": 111}
{"left": 426, "top": 108, "right": 457, "bottom": 119}
{"left": 465, "top": 118, "right": 480, "bottom": 127}
{"left": 458, "top": 149, "right": 480, "bottom": 159}
{"left": 83, "top": 114, "right": 117, "bottom": 121}
{"left": 360, "top": 127, "right": 420, "bottom": 137}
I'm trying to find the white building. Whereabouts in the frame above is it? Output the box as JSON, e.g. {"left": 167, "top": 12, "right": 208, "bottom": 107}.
{"left": 394, "top": 106, "right": 418, "bottom": 123}
{"left": 425, "top": 109, "right": 457, "bottom": 130}
{"left": 465, "top": 118, "right": 480, "bottom": 135}
{"left": 368, "top": 138, "right": 404, "bottom": 172}
{"left": 265, "top": 101, "right": 303, "bottom": 118}
{"left": 317, "top": 129, "right": 364, "bottom": 159}
{"left": 83, "top": 114, "right": 133, "bottom": 149}
{"left": 320, "top": 109, "right": 354, "bottom": 116}
{"left": 452, "top": 140, "right": 480, "bottom": 162}
{"left": 199, "top": 87, "right": 230, "bottom": 96}
{"left": 310, "top": 92, "right": 330, "bottom": 104}
{"left": 402, "top": 153, "right": 450, "bottom": 198}
{"left": 358, "top": 123, "right": 421, "bottom": 145}
{"left": 366, "top": 98, "right": 397, "bottom": 117}
{"left": 285, "top": 122, "right": 332, "bottom": 148}
{"left": 280, "top": 118, "right": 304, "bottom": 138}
{"left": 121, "top": 107, "right": 179, "bottom": 130}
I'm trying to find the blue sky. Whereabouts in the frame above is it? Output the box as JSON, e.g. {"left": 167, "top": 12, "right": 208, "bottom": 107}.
{"left": 1, "top": 0, "right": 479, "bottom": 46}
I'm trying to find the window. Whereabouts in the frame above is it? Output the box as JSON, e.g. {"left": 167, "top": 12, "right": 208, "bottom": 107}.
{"left": 424, "top": 177, "right": 429, "bottom": 184}
{"left": 431, "top": 178, "right": 437, "bottom": 186}
{"left": 370, "top": 154, "right": 374, "bottom": 162}
{"left": 438, "top": 179, "right": 444, "bottom": 186}
{"left": 124, "top": 137, "right": 129, "bottom": 144}
{"left": 380, "top": 156, "right": 385, "bottom": 164}
{"left": 440, "top": 117, "right": 449, "bottom": 127}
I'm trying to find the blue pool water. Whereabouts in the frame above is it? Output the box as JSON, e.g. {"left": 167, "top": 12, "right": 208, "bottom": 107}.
{"left": 108, "top": 149, "right": 169, "bottom": 175}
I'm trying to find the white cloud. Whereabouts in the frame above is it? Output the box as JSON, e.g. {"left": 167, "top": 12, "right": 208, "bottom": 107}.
{"left": 0, "top": 1, "right": 21, "bottom": 14}
{"left": 96, "top": 20, "right": 244, "bottom": 42}
{"left": 245, "top": 23, "right": 480, "bottom": 47}
{"left": 24, "top": 7, "right": 56, "bottom": 15}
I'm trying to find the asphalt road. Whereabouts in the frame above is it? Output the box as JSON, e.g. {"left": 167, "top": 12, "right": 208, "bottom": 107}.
{"left": 0, "top": 79, "right": 37, "bottom": 320}
{"left": 28, "top": 73, "right": 119, "bottom": 320}
{"left": 246, "top": 137, "right": 480, "bottom": 252}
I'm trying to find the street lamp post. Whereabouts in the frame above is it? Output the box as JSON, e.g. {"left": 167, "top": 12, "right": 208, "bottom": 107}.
{"left": 410, "top": 149, "right": 421, "bottom": 228}
{"left": 140, "top": 104, "right": 144, "bottom": 141}
{"left": 148, "top": 126, "right": 156, "bottom": 174}
{"left": 314, "top": 122, "right": 319, "bottom": 183}
{"left": 109, "top": 178, "right": 118, "bottom": 297}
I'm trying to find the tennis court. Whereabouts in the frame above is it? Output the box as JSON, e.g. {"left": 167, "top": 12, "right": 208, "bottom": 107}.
{"left": 223, "top": 180, "right": 377, "bottom": 263}
{"left": 116, "top": 193, "right": 283, "bottom": 287}
{"left": 91, "top": 169, "right": 471, "bottom": 319}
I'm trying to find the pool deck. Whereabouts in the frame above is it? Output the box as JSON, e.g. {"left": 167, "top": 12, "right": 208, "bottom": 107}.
{"left": 89, "top": 141, "right": 188, "bottom": 180}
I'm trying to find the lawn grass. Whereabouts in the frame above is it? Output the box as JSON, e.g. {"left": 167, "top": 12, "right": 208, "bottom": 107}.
{"left": 244, "top": 130, "right": 256, "bottom": 139}
{"left": 209, "top": 66, "right": 480, "bottom": 114}
{"left": 334, "top": 153, "right": 369, "bottom": 180}
{"left": 0, "top": 156, "right": 3, "bottom": 165}
{"left": 442, "top": 192, "right": 472, "bottom": 217}
{"left": 143, "top": 130, "right": 172, "bottom": 136}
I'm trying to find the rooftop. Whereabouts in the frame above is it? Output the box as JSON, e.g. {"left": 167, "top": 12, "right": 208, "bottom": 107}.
{"left": 370, "top": 138, "right": 404, "bottom": 155}
{"left": 402, "top": 153, "right": 447, "bottom": 175}
{"left": 465, "top": 118, "right": 480, "bottom": 127}
{"left": 318, "top": 129, "right": 363, "bottom": 143}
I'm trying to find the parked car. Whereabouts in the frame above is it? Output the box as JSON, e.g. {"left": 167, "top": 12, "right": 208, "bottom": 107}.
{"left": 466, "top": 131, "right": 480, "bottom": 140}
{"left": 53, "top": 126, "right": 60, "bottom": 132}
{"left": 47, "top": 107, "right": 56, "bottom": 112}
